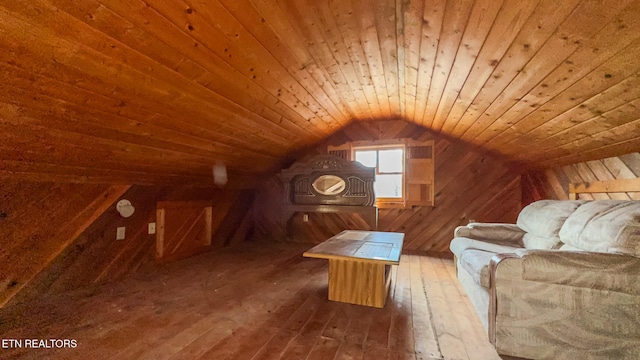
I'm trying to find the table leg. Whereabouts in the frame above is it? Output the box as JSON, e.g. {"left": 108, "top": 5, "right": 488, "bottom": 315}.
{"left": 328, "top": 259, "right": 392, "bottom": 308}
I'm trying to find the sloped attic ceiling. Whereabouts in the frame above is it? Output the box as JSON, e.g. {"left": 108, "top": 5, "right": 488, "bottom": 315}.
{"left": 1, "top": 0, "right": 639, "bottom": 186}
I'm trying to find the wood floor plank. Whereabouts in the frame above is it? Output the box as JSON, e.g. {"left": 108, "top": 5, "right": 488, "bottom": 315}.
{"left": 342, "top": 305, "right": 374, "bottom": 346}
{"left": 334, "top": 342, "right": 365, "bottom": 360}
{"left": 321, "top": 306, "right": 351, "bottom": 341}
{"left": 250, "top": 329, "right": 298, "bottom": 360}
{"left": 442, "top": 258, "right": 502, "bottom": 360}
{"left": 408, "top": 255, "right": 441, "bottom": 359}
{"left": 131, "top": 251, "right": 297, "bottom": 359}
{"left": 363, "top": 305, "right": 392, "bottom": 349}
{"left": 195, "top": 324, "right": 277, "bottom": 360}
{"left": 306, "top": 337, "right": 341, "bottom": 360}
{"left": 299, "top": 300, "right": 336, "bottom": 337}
{"left": 281, "top": 294, "right": 324, "bottom": 333}
{"left": 279, "top": 334, "right": 317, "bottom": 360}
{"left": 420, "top": 256, "right": 470, "bottom": 359}
{"left": 0, "top": 242, "right": 502, "bottom": 360}
{"left": 435, "top": 257, "right": 500, "bottom": 360}
{"left": 388, "top": 350, "right": 418, "bottom": 360}
{"left": 388, "top": 256, "right": 415, "bottom": 353}
{"left": 362, "top": 345, "right": 384, "bottom": 360}
{"left": 168, "top": 260, "right": 326, "bottom": 359}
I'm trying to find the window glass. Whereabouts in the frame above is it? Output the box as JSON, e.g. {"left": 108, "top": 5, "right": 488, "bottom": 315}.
{"left": 355, "top": 150, "right": 377, "bottom": 168}
{"left": 354, "top": 147, "right": 404, "bottom": 200}
{"left": 378, "top": 149, "right": 403, "bottom": 173}
{"left": 375, "top": 174, "right": 403, "bottom": 198}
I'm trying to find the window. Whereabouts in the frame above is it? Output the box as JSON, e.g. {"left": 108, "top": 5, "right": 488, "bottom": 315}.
{"left": 328, "top": 139, "right": 434, "bottom": 208}
{"left": 354, "top": 146, "right": 405, "bottom": 204}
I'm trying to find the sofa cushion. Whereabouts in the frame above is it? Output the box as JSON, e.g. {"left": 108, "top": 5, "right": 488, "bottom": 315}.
{"left": 559, "top": 200, "right": 640, "bottom": 256}
{"left": 454, "top": 223, "right": 525, "bottom": 242}
{"left": 459, "top": 249, "right": 495, "bottom": 288}
{"left": 522, "top": 233, "right": 562, "bottom": 250}
{"left": 516, "top": 200, "right": 586, "bottom": 249}
{"left": 450, "top": 237, "right": 522, "bottom": 258}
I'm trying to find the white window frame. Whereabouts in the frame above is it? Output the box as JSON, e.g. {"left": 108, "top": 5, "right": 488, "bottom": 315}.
{"left": 352, "top": 143, "right": 406, "bottom": 208}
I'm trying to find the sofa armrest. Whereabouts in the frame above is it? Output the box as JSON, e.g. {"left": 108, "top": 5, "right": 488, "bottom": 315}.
{"left": 454, "top": 223, "right": 525, "bottom": 242}
{"left": 488, "top": 251, "right": 640, "bottom": 358}
{"left": 509, "top": 249, "right": 640, "bottom": 295}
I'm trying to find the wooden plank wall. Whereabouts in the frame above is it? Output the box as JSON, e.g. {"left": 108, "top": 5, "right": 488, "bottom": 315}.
{"left": 251, "top": 120, "right": 521, "bottom": 253}
{"left": 2, "top": 1, "right": 639, "bottom": 185}
{"left": 1, "top": 183, "right": 254, "bottom": 307}
{"left": 0, "top": 181, "right": 129, "bottom": 307}
{"left": 156, "top": 201, "right": 214, "bottom": 262}
{"left": 522, "top": 152, "right": 640, "bottom": 203}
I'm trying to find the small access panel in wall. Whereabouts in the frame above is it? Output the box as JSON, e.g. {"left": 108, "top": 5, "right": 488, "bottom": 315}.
{"left": 156, "top": 201, "right": 212, "bottom": 262}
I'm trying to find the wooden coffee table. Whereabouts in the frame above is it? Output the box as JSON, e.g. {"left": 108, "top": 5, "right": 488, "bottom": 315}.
{"left": 303, "top": 230, "right": 404, "bottom": 308}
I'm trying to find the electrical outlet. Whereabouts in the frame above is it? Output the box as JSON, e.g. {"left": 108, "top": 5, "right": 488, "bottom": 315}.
{"left": 116, "top": 227, "right": 126, "bottom": 240}
{"left": 148, "top": 222, "right": 156, "bottom": 234}
{"left": 303, "top": 213, "right": 309, "bottom": 222}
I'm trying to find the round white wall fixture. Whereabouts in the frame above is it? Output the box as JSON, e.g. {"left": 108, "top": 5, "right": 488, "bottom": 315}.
{"left": 116, "top": 199, "right": 135, "bottom": 218}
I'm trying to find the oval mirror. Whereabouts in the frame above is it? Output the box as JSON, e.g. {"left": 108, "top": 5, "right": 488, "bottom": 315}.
{"left": 312, "top": 175, "right": 346, "bottom": 196}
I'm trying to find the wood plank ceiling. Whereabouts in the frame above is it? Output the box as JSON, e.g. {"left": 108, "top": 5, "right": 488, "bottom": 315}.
{"left": 1, "top": 0, "right": 640, "bottom": 185}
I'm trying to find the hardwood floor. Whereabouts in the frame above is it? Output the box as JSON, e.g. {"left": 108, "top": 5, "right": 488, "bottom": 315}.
{"left": 0, "top": 242, "right": 502, "bottom": 360}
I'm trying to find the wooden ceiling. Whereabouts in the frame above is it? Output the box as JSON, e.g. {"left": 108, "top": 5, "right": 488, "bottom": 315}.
{"left": 1, "top": 0, "right": 639, "bottom": 185}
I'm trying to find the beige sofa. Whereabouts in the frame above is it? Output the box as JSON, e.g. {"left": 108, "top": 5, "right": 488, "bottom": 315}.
{"left": 450, "top": 200, "right": 640, "bottom": 359}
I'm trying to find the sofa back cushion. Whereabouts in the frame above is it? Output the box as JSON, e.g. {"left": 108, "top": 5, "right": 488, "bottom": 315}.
{"left": 559, "top": 200, "right": 640, "bottom": 257}
{"left": 516, "top": 200, "right": 586, "bottom": 249}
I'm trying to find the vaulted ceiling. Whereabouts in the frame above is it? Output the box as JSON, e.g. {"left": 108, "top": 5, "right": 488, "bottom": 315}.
{"left": 1, "top": 0, "right": 639, "bottom": 186}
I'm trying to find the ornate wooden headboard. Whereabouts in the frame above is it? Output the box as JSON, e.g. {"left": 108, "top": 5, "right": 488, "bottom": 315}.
{"left": 281, "top": 154, "right": 375, "bottom": 206}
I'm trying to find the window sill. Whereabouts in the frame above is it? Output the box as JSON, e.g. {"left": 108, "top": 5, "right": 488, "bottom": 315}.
{"left": 376, "top": 202, "right": 407, "bottom": 209}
